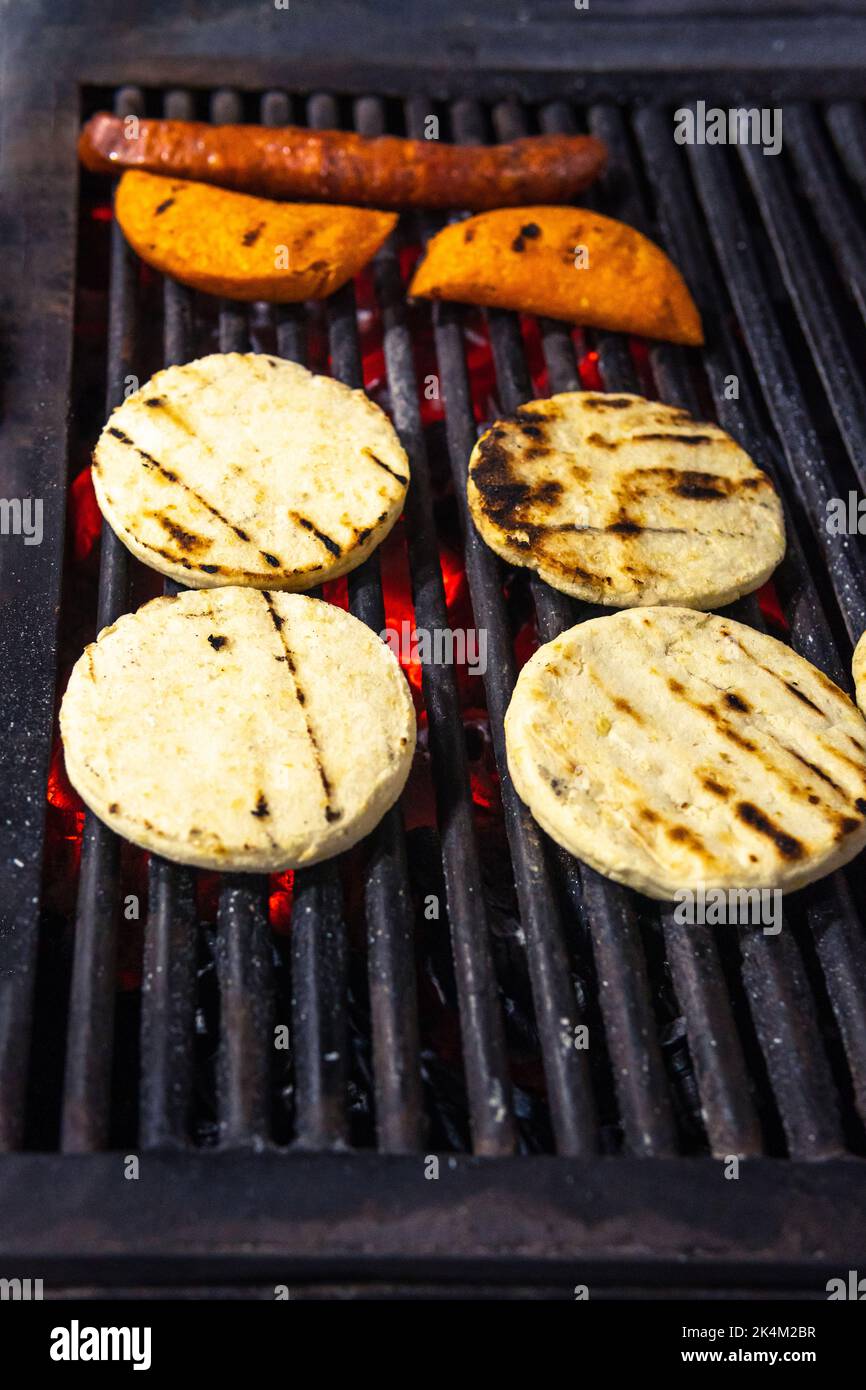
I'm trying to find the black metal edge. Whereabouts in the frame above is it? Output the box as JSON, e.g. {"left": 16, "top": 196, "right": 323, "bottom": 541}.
{"left": 0, "top": 32, "right": 81, "bottom": 1146}
{"left": 22, "top": 0, "right": 866, "bottom": 99}
{"left": 0, "top": 1152, "right": 863, "bottom": 1288}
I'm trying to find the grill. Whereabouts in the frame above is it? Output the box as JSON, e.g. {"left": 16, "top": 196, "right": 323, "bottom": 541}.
{"left": 4, "top": 2, "right": 866, "bottom": 1298}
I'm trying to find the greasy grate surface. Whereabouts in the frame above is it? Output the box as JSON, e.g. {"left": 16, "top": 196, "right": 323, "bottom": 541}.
{"left": 10, "top": 84, "right": 866, "bottom": 1165}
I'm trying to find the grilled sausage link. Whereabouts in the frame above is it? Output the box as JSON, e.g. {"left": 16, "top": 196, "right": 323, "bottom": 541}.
{"left": 78, "top": 114, "right": 607, "bottom": 210}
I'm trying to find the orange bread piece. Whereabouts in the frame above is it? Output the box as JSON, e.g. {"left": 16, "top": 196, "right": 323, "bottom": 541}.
{"left": 409, "top": 206, "right": 703, "bottom": 346}
{"left": 115, "top": 170, "right": 397, "bottom": 301}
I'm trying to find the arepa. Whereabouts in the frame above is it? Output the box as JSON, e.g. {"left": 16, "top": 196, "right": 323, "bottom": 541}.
{"left": 505, "top": 607, "right": 866, "bottom": 899}
{"left": 468, "top": 392, "right": 785, "bottom": 608}
{"left": 91, "top": 352, "right": 409, "bottom": 589}
{"left": 60, "top": 587, "right": 416, "bottom": 872}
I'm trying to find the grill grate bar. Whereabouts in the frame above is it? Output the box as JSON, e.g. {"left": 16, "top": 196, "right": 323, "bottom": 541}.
{"left": 206, "top": 89, "right": 275, "bottom": 1150}
{"left": 565, "top": 103, "right": 761, "bottom": 1157}
{"left": 364, "top": 95, "right": 517, "bottom": 1155}
{"left": 413, "top": 100, "right": 598, "bottom": 1156}
{"left": 294, "top": 93, "right": 423, "bottom": 1153}
{"left": 60, "top": 87, "right": 144, "bottom": 1153}
{"left": 586, "top": 104, "right": 767, "bottom": 1157}
{"left": 625, "top": 102, "right": 856, "bottom": 1156}
{"left": 246, "top": 94, "right": 353, "bottom": 1155}
{"left": 489, "top": 98, "right": 678, "bottom": 1156}
{"left": 347, "top": 95, "right": 426, "bottom": 1155}
{"left": 139, "top": 88, "right": 199, "bottom": 1153}
{"left": 826, "top": 101, "right": 866, "bottom": 202}
{"left": 739, "top": 126, "right": 866, "bottom": 495}
{"left": 249, "top": 96, "right": 354, "bottom": 1154}
{"left": 599, "top": 104, "right": 853, "bottom": 1159}
{"left": 685, "top": 132, "right": 866, "bottom": 645}
{"left": 786, "top": 106, "right": 866, "bottom": 332}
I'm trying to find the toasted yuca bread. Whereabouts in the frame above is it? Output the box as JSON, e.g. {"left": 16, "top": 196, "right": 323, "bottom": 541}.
{"left": 854, "top": 632, "right": 866, "bottom": 716}
{"left": 468, "top": 393, "right": 785, "bottom": 608}
{"left": 60, "top": 587, "right": 416, "bottom": 872}
{"left": 92, "top": 352, "right": 408, "bottom": 589}
{"left": 505, "top": 607, "right": 866, "bottom": 898}
{"left": 409, "top": 207, "right": 703, "bottom": 345}
{"left": 115, "top": 170, "right": 397, "bottom": 300}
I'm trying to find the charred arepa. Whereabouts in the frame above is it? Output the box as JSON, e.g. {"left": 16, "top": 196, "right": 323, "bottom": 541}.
{"left": 91, "top": 353, "right": 409, "bottom": 590}
{"left": 505, "top": 608, "right": 866, "bottom": 899}
{"left": 467, "top": 392, "right": 785, "bottom": 608}
{"left": 60, "top": 588, "right": 416, "bottom": 872}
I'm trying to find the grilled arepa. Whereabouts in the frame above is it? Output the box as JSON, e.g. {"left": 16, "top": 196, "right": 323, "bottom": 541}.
{"left": 60, "top": 587, "right": 416, "bottom": 872}
{"left": 91, "top": 352, "right": 409, "bottom": 589}
{"left": 505, "top": 607, "right": 866, "bottom": 899}
{"left": 467, "top": 393, "right": 785, "bottom": 608}
{"left": 854, "top": 631, "right": 866, "bottom": 716}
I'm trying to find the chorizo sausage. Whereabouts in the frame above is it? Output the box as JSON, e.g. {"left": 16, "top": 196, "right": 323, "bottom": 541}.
{"left": 78, "top": 114, "right": 607, "bottom": 211}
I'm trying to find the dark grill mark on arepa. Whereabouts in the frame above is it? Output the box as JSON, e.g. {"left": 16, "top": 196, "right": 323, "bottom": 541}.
{"left": 108, "top": 428, "right": 254, "bottom": 545}
{"left": 251, "top": 792, "right": 270, "bottom": 818}
{"left": 724, "top": 691, "right": 750, "bottom": 713}
{"left": 207, "top": 634, "right": 228, "bottom": 651}
{"left": 634, "top": 433, "right": 716, "bottom": 446}
{"left": 783, "top": 748, "right": 845, "bottom": 797}
{"left": 289, "top": 512, "right": 342, "bottom": 558}
{"left": 136, "top": 537, "right": 194, "bottom": 570}
{"left": 736, "top": 801, "right": 805, "bottom": 860}
{"left": 260, "top": 551, "right": 281, "bottom": 568}
{"left": 262, "top": 593, "right": 341, "bottom": 824}
{"left": 667, "top": 673, "right": 854, "bottom": 810}
{"left": 157, "top": 516, "right": 208, "bottom": 554}
{"left": 701, "top": 775, "right": 731, "bottom": 799}
{"left": 836, "top": 814, "right": 861, "bottom": 837}
{"left": 672, "top": 472, "right": 729, "bottom": 501}
{"left": 242, "top": 222, "right": 265, "bottom": 246}
{"left": 362, "top": 448, "right": 408, "bottom": 485}
{"left": 666, "top": 824, "right": 708, "bottom": 855}
{"left": 612, "top": 695, "right": 644, "bottom": 724}
{"left": 582, "top": 397, "right": 632, "bottom": 409}
{"left": 783, "top": 681, "right": 823, "bottom": 714}
{"left": 154, "top": 197, "right": 175, "bottom": 215}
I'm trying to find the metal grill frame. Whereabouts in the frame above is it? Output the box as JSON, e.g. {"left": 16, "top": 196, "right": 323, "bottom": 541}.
{"left": 3, "top": 2, "right": 866, "bottom": 1295}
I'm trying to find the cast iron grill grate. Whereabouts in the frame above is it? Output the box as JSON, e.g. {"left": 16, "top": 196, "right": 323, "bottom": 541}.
{"left": 6, "top": 82, "right": 866, "bottom": 1193}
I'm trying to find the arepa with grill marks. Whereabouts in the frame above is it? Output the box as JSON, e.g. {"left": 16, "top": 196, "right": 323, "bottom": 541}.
{"left": 505, "top": 607, "right": 866, "bottom": 899}
{"left": 60, "top": 587, "right": 416, "bottom": 872}
{"left": 91, "top": 352, "right": 409, "bottom": 589}
{"left": 467, "top": 392, "right": 785, "bottom": 608}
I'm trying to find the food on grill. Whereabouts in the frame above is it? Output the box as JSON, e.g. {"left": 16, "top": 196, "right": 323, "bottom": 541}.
{"left": 409, "top": 206, "right": 703, "bottom": 345}
{"left": 60, "top": 587, "right": 416, "bottom": 872}
{"left": 467, "top": 392, "right": 784, "bottom": 608}
{"left": 91, "top": 352, "right": 408, "bottom": 590}
{"left": 854, "top": 631, "right": 866, "bottom": 715}
{"left": 114, "top": 171, "right": 397, "bottom": 300}
{"left": 505, "top": 607, "right": 866, "bottom": 899}
{"left": 79, "top": 113, "right": 608, "bottom": 210}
